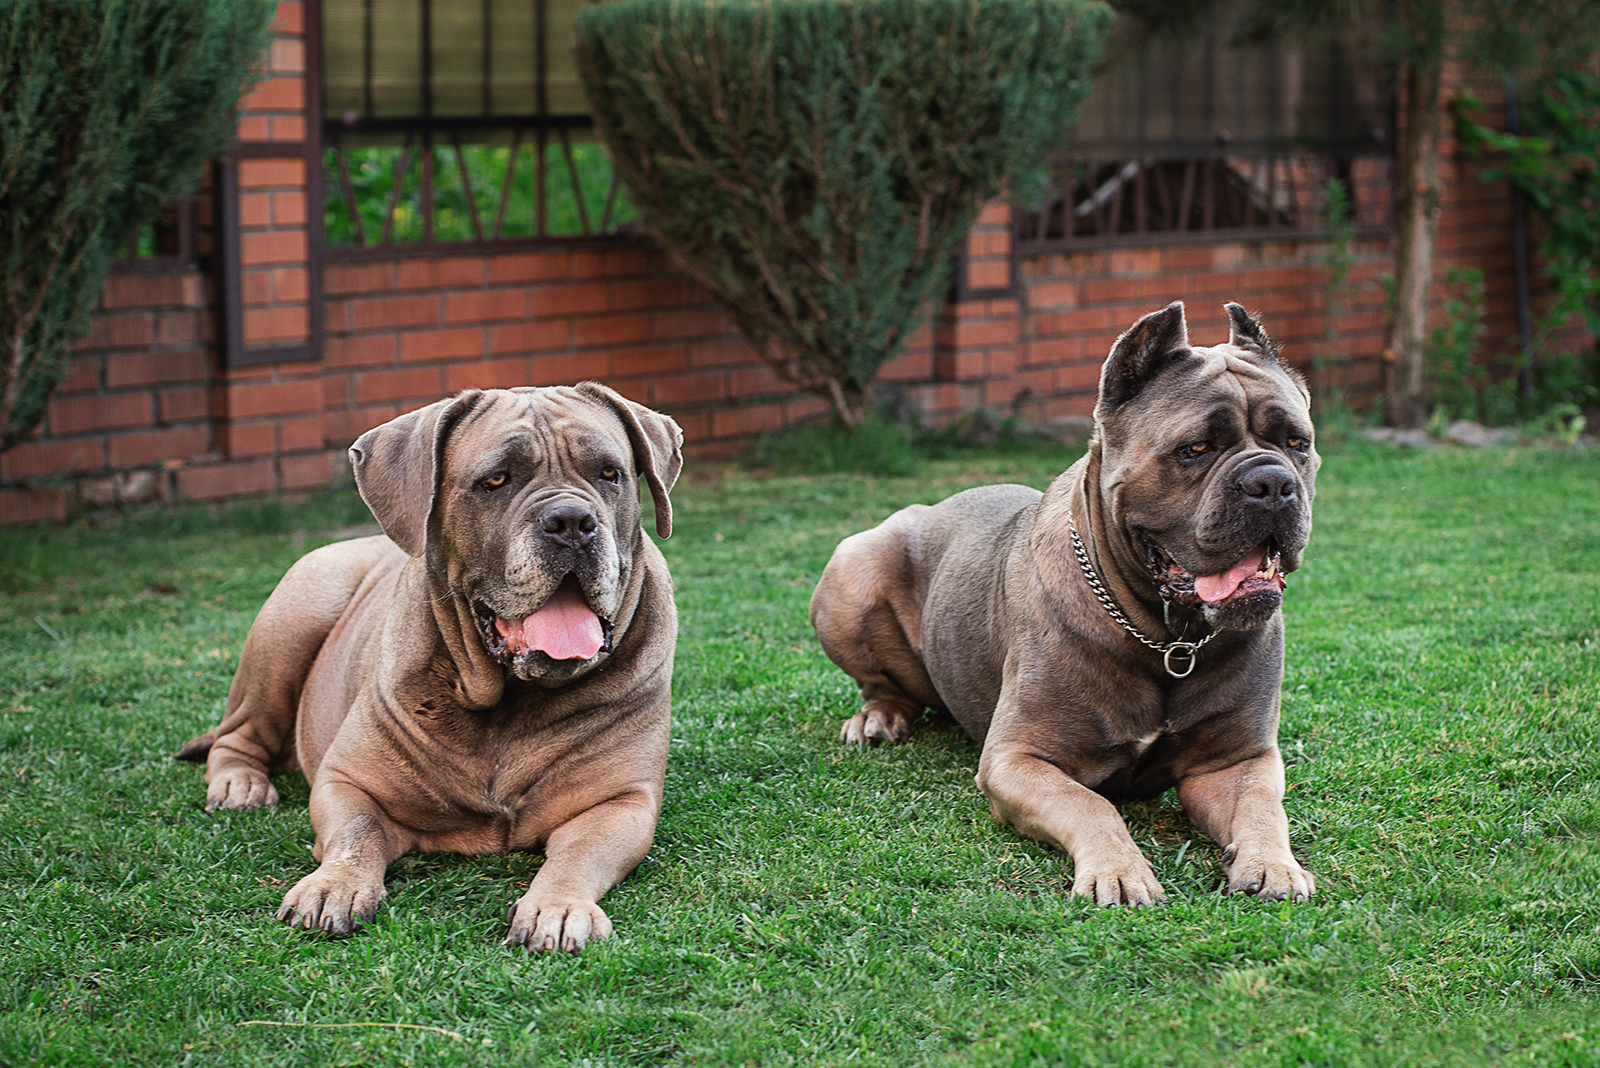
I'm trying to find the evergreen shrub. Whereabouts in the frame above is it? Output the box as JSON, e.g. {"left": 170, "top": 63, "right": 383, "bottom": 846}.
{"left": 0, "top": 0, "right": 275, "bottom": 452}
{"left": 577, "top": 0, "right": 1111, "bottom": 428}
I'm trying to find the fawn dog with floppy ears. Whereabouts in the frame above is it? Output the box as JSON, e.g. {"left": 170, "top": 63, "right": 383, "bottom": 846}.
{"left": 179, "top": 383, "right": 682, "bottom": 952}
{"left": 811, "top": 302, "right": 1319, "bottom": 906}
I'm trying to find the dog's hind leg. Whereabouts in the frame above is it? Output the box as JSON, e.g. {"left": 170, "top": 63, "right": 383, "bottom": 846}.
{"left": 181, "top": 537, "right": 396, "bottom": 811}
{"left": 810, "top": 507, "right": 943, "bottom": 745}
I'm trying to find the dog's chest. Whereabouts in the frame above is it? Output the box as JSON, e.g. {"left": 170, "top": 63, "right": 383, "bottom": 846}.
{"left": 394, "top": 758, "right": 570, "bottom": 853}
{"left": 1072, "top": 726, "right": 1175, "bottom": 801}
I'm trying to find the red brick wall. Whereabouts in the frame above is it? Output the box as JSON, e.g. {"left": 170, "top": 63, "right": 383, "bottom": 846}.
{"left": 0, "top": 269, "right": 216, "bottom": 522}
{"left": 1009, "top": 237, "right": 1396, "bottom": 421}
{"left": 318, "top": 245, "right": 836, "bottom": 460}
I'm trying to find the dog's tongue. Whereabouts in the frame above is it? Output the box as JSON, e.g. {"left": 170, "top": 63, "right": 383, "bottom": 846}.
{"left": 1194, "top": 546, "right": 1268, "bottom": 604}
{"left": 496, "top": 581, "right": 604, "bottom": 661}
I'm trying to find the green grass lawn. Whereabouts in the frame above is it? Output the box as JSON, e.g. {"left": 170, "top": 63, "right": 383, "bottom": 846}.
{"left": 2, "top": 441, "right": 1597, "bottom": 1066}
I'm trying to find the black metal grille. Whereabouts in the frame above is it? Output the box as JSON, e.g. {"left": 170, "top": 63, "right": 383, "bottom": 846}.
{"left": 1016, "top": 5, "right": 1396, "bottom": 251}
{"left": 320, "top": 0, "right": 635, "bottom": 251}
{"left": 1016, "top": 154, "right": 1394, "bottom": 251}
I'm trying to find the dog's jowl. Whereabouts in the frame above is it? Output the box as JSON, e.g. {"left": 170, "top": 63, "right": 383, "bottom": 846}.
{"left": 178, "top": 383, "right": 683, "bottom": 951}
{"left": 811, "top": 302, "right": 1318, "bottom": 906}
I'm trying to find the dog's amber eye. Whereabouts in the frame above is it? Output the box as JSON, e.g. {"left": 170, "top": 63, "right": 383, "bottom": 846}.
{"left": 1286, "top": 436, "right": 1307, "bottom": 451}
{"left": 1184, "top": 442, "right": 1210, "bottom": 457}
{"left": 482, "top": 472, "right": 508, "bottom": 491}
{"left": 600, "top": 466, "right": 621, "bottom": 484}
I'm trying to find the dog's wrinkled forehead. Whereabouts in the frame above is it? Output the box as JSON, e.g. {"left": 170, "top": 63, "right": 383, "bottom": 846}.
{"left": 1105, "top": 350, "right": 1305, "bottom": 447}
{"left": 1178, "top": 344, "right": 1312, "bottom": 413}
{"left": 441, "top": 389, "right": 628, "bottom": 480}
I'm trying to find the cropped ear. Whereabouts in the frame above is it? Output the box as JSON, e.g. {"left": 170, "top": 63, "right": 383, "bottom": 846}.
{"left": 1225, "top": 302, "right": 1280, "bottom": 359}
{"left": 575, "top": 381, "right": 684, "bottom": 538}
{"left": 1095, "top": 301, "right": 1190, "bottom": 419}
{"left": 349, "top": 391, "right": 484, "bottom": 556}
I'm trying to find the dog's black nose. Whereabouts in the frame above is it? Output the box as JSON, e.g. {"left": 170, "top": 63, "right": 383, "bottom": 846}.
{"left": 540, "top": 503, "right": 597, "bottom": 548}
{"left": 1240, "top": 465, "right": 1297, "bottom": 507}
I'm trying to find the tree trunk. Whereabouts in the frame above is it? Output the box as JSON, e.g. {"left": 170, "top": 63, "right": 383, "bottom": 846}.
{"left": 823, "top": 377, "right": 868, "bottom": 431}
{"left": 1388, "top": 54, "right": 1444, "bottom": 428}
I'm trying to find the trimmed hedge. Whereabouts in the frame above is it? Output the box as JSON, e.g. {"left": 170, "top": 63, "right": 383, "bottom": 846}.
{"left": 0, "top": 0, "right": 274, "bottom": 452}
{"left": 577, "top": 0, "right": 1111, "bottom": 427}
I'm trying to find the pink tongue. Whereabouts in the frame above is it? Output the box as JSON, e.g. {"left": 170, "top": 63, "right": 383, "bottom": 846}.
{"left": 496, "top": 581, "right": 604, "bottom": 660}
{"left": 1194, "top": 546, "right": 1268, "bottom": 603}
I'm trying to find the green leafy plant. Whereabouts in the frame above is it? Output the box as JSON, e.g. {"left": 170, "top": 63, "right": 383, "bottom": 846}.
{"left": 1312, "top": 177, "right": 1359, "bottom": 424}
{"left": 1457, "top": 71, "right": 1600, "bottom": 417}
{"left": 1537, "top": 401, "right": 1587, "bottom": 445}
{"left": 323, "top": 141, "right": 639, "bottom": 247}
{"left": 0, "top": 0, "right": 275, "bottom": 453}
{"left": 576, "top": 0, "right": 1111, "bottom": 429}
{"left": 1425, "top": 266, "right": 1489, "bottom": 424}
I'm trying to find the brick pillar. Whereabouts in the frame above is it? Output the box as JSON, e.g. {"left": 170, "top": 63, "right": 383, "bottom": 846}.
{"left": 933, "top": 199, "right": 1022, "bottom": 418}
{"left": 205, "top": 0, "right": 332, "bottom": 493}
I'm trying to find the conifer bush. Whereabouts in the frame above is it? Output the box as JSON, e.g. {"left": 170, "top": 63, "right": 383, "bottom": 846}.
{"left": 577, "top": 0, "right": 1111, "bottom": 428}
{"left": 0, "top": 0, "right": 275, "bottom": 452}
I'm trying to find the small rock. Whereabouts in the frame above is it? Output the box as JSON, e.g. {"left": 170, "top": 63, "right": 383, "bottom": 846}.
{"left": 1442, "top": 419, "right": 1512, "bottom": 448}
{"left": 78, "top": 476, "right": 117, "bottom": 507}
{"left": 114, "top": 468, "right": 162, "bottom": 504}
{"left": 1364, "top": 426, "right": 1434, "bottom": 449}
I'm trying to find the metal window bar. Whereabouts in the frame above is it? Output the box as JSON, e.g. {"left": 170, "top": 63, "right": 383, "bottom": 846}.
{"left": 1017, "top": 0, "right": 1398, "bottom": 252}
{"left": 1014, "top": 154, "right": 1395, "bottom": 253}
{"left": 322, "top": 0, "right": 638, "bottom": 255}
{"left": 323, "top": 125, "right": 640, "bottom": 253}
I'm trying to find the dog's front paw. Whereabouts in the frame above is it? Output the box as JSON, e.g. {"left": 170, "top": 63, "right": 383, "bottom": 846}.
{"left": 205, "top": 765, "right": 279, "bottom": 812}
{"left": 840, "top": 700, "right": 916, "bottom": 746}
{"left": 276, "top": 866, "right": 386, "bottom": 934}
{"left": 1070, "top": 849, "right": 1166, "bottom": 907}
{"left": 505, "top": 894, "right": 613, "bottom": 954}
{"left": 1221, "top": 844, "right": 1316, "bottom": 902}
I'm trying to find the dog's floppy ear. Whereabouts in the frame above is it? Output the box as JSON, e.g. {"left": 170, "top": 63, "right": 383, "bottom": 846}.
{"left": 1225, "top": 302, "right": 1280, "bottom": 360}
{"left": 349, "top": 391, "right": 484, "bottom": 557}
{"left": 1096, "top": 301, "right": 1190, "bottom": 419}
{"left": 576, "top": 381, "right": 684, "bottom": 539}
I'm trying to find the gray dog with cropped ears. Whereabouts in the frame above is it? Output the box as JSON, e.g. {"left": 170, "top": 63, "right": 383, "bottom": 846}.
{"left": 179, "top": 383, "right": 682, "bottom": 952}
{"left": 811, "top": 302, "right": 1318, "bottom": 906}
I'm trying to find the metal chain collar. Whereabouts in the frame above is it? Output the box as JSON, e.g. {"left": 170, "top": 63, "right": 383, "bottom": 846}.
{"left": 1065, "top": 512, "right": 1219, "bottom": 679}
